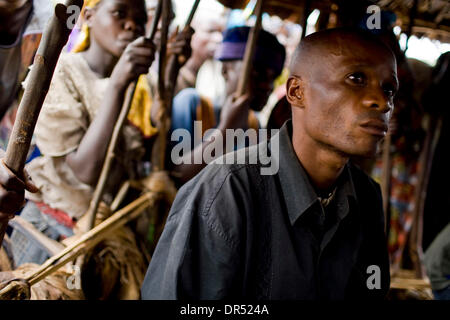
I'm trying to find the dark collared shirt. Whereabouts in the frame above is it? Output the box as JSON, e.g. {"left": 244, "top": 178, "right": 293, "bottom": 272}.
{"left": 141, "top": 121, "right": 390, "bottom": 300}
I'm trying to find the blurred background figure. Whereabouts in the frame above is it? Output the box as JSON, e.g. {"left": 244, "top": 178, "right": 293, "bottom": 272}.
{"left": 261, "top": 18, "right": 301, "bottom": 130}
{"left": 0, "top": 0, "right": 52, "bottom": 154}
{"left": 169, "top": 26, "right": 285, "bottom": 184}
{"left": 175, "top": 14, "right": 225, "bottom": 95}
{"left": 425, "top": 222, "right": 450, "bottom": 300}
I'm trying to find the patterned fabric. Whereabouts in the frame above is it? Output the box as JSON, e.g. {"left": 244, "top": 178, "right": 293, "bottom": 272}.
{"left": 34, "top": 201, "right": 76, "bottom": 229}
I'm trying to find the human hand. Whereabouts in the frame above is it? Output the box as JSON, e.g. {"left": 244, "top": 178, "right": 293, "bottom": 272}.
{"left": 110, "top": 36, "right": 156, "bottom": 90}
{"left": 217, "top": 93, "right": 251, "bottom": 132}
{"left": 167, "top": 27, "right": 194, "bottom": 67}
{"left": 0, "top": 149, "right": 38, "bottom": 221}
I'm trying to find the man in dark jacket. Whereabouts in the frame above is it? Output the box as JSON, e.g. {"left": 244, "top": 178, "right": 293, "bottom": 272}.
{"left": 141, "top": 28, "right": 397, "bottom": 300}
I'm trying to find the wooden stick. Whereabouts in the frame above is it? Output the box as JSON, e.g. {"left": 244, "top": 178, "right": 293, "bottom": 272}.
{"left": 157, "top": 0, "right": 170, "bottom": 103}
{"left": 84, "top": 0, "right": 163, "bottom": 231}
{"left": 0, "top": 194, "right": 157, "bottom": 298}
{"left": 186, "top": 0, "right": 201, "bottom": 26}
{"left": 390, "top": 277, "right": 431, "bottom": 290}
{"left": 0, "top": 0, "right": 84, "bottom": 248}
{"left": 110, "top": 180, "right": 131, "bottom": 212}
{"left": 146, "top": 0, "right": 163, "bottom": 42}
{"left": 408, "top": 115, "right": 443, "bottom": 278}
{"left": 0, "top": 191, "right": 158, "bottom": 297}
{"left": 8, "top": 216, "right": 65, "bottom": 256}
{"left": 151, "top": 0, "right": 171, "bottom": 172}
{"left": 165, "top": 0, "right": 201, "bottom": 108}
{"left": 152, "top": 0, "right": 201, "bottom": 172}
{"left": 300, "top": 0, "right": 312, "bottom": 39}
{"left": 29, "top": 201, "right": 154, "bottom": 286}
{"left": 85, "top": 83, "right": 136, "bottom": 230}
{"left": 236, "top": 0, "right": 264, "bottom": 97}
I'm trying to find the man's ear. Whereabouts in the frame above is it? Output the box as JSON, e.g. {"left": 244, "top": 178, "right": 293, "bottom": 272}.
{"left": 83, "top": 7, "right": 95, "bottom": 28}
{"left": 286, "top": 75, "right": 305, "bottom": 108}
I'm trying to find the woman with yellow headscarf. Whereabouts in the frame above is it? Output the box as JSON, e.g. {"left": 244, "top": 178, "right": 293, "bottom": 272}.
{"left": 11, "top": 0, "right": 158, "bottom": 298}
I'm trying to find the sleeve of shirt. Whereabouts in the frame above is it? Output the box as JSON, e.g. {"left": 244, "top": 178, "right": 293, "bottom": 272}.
{"left": 33, "top": 59, "right": 88, "bottom": 157}
{"left": 141, "top": 164, "right": 251, "bottom": 300}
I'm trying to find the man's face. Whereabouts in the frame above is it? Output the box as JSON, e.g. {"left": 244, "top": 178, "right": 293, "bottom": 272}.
{"left": 298, "top": 39, "right": 398, "bottom": 157}
{"left": 222, "top": 60, "right": 276, "bottom": 111}
{"left": 87, "top": 0, "right": 147, "bottom": 58}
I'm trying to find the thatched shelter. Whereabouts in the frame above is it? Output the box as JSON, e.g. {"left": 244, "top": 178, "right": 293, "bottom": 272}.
{"left": 218, "top": 0, "right": 450, "bottom": 42}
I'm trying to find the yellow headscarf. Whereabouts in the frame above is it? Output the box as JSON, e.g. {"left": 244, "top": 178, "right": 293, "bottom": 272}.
{"left": 73, "top": 0, "right": 158, "bottom": 138}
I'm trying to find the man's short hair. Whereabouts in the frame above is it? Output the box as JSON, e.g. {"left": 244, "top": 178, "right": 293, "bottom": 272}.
{"left": 289, "top": 27, "right": 396, "bottom": 75}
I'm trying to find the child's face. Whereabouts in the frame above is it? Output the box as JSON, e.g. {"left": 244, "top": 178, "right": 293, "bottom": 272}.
{"left": 87, "top": 0, "right": 148, "bottom": 58}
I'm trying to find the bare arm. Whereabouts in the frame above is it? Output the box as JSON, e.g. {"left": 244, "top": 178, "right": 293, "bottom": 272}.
{"left": 172, "top": 94, "right": 250, "bottom": 183}
{"left": 66, "top": 37, "right": 155, "bottom": 186}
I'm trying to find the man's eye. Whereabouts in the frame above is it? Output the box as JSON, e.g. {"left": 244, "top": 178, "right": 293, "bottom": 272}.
{"left": 383, "top": 84, "right": 397, "bottom": 98}
{"left": 347, "top": 72, "right": 366, "bottom": 85}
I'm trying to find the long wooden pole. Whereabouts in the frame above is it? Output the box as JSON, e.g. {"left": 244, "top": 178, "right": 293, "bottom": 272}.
{"left": 84, "top": 84, "right": 136, "bottom": 230}
{"left": 150, "top": 0, "right": 171, "bottom": 171}
{"left": 408, "top": 115, "right": 443, "bottom": 278}
{"left": 236, "top": 0, "right": 264, "bottom": 97}
{"left": 165, "top": 0, "right": 200, "bottom": 104}
{"left": 300, "top": 0, "right": 312, "bottom": 39}
{"left": 0, "top": 0, "right": 84, "bottom": 247}
{"left": 85, "top": 0, "right": 163, "bottom": 231}
{"left": 151, "top": 0, "right": 201, "bottom": 171}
